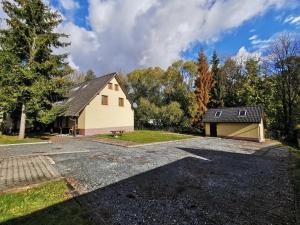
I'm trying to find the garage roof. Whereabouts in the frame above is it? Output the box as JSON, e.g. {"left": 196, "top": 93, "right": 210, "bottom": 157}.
{"left": 202, "top": 105, "right": 263, "bottom": 123}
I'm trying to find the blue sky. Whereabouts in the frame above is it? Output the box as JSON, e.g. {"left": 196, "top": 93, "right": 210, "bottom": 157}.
{"left": 45, "top": 0, "right": 300, "bottom": 73}
{"left": 182, "top": 6, "right": 300, "bottom": 60}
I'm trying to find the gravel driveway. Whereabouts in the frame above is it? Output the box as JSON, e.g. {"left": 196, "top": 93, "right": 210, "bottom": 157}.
{"left": 0, "top": 137, "right": 296, "bottom": 224}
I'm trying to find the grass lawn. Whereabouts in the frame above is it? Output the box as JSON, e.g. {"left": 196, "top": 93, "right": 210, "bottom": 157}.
{"left": 0, "top": 135, "right": 47, "bottom": 145}
{"left": 96, "top": 130, "right": 196, "bottom": 144}
{"left": 0, "top": 180, "right": 90, "bottom": 225}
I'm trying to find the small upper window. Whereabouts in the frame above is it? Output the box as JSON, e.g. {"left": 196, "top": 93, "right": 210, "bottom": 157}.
{"left": 119, "top": 98, "right": 124, "bottom": 107}
{"left": 102, "top": 95, "right": 108, "bottom": 105}
{"left": 214, "top": 111, "right": 222, "bottom": 118}
{"left": 115, "top": 84, "right": 119, "bottom": 91}
{"left": 239, "top": 110, "right": 247, "bottom": 117}
{"left": 108, "top": 83, "right": 113, "bottom": 90}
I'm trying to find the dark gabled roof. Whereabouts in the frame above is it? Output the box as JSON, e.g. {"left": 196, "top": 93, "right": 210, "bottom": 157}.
{"left": 202, "top": 105, "right": 263, "bottom": 123}
{"left": 63, "top": 72, "right": 117, "bottom": 116}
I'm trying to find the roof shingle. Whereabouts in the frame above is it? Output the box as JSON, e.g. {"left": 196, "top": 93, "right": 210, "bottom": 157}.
{"left": 202, "top": 105, "right": 263, "bottom": 123}
{"left": 63, "top": 72, "right": 117, "bottom": 116}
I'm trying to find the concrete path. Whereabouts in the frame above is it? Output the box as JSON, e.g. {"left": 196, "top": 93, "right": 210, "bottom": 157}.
{"left": 0, "top": 155, "right": 60, "bottom": 192}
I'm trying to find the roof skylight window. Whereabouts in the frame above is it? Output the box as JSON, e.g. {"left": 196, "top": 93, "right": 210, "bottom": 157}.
{"left": 72, "top": 87, "right": 79, "bottom": 91}
{"left": 215, "top": 111, "right": 222, "bottom": 118}
{"left": 239, "top": 110, "right": 247, "bottom": 117}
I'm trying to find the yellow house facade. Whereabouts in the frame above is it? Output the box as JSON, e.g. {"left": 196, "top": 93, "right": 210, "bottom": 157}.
{"left": 203, "top": 106, "right": 265, "bottom": 142}
{"left": 54, "top": 73, "right": 134, "bottom": 135}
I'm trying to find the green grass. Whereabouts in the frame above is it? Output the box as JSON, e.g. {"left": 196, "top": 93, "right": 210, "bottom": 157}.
{"left": 97, "top": 130, "right": 196, "bottom": 144}
{"left": 0, "top": 135, "right": 46, "bottom": 144}
{"left": 0, "top": 180, "right": 90, "bottom": 225}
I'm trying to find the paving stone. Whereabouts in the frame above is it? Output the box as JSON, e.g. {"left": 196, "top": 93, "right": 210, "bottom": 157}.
{"left": 0, "top": 155, "right": 61, "bottom": 192}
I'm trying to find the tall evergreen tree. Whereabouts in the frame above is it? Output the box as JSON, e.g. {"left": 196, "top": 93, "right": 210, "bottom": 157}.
{"left": 0, "top": 0, "right": 70, "bottom": 139}
{"left": 209, "top": 50, "right": 224, "bottom": 108}
{"left": 238, "top": 59, "right": 262, "bottom": 106}
{"left": 194, "top": 50, "right": 213, "bottom": 126}
{"left": 222, "top": 58, "right": 243, "bottom": 107}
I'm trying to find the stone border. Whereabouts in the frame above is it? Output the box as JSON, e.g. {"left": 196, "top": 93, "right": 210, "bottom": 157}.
{"left": 65, "top": 177, "right": 88, "bottom": 196}
{"left": 0, "top": 151, "right": 90, "bottom": 159}
{"left": 92, "top": 137, "right": 202, "bottom": 148}
{"left": 0, "top": 141, "right": 52, "bottom": 147}
{"left": 0, "top": 177, "right": 63, "bottom": 194}
{"left": 289, "top": 150, "right": 300, "bottom": 225}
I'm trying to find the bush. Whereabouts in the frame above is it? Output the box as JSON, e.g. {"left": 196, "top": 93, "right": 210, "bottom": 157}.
{"left": 296, "top": 124, "right": 300, "bottom": 148}
{"left": 159, "top": 102, "right": 183, "bottom": 129}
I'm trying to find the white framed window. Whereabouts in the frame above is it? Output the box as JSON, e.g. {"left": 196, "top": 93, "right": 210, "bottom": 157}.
{"left": 239, "top": 110, "right": 247, "bottom": 117}
{"left": 214, "top": 111, "right": 222, "bottom": 118}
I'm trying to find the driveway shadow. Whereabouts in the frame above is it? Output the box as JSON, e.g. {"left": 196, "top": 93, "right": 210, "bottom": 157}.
{"left": 1, "top": 148, "right": 296, "bottom": 225}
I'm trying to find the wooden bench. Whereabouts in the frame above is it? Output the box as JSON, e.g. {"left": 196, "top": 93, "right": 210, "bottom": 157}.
{"left": 110, "top": 130, "right": 125, "bottom": 137}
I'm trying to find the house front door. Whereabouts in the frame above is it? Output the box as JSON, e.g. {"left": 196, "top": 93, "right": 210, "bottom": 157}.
{"left": 210, "top": 123, "right": 217, "bottom": 137}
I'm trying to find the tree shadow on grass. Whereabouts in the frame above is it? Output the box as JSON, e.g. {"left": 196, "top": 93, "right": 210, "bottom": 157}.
{"left": 1, "top": 147, "right": 296, "bottom": 225}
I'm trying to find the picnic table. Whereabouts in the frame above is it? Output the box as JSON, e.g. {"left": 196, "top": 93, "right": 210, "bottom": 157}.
{"left": 111, "top": 130, "right": 125, "bottom": 137}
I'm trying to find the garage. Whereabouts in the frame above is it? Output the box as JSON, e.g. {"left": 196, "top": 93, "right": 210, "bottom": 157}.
{"left": 203, "top": 105, "right": 265, "bottom": 142}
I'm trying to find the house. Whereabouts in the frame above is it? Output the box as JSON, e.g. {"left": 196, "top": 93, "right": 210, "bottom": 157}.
{"left": 202, "top": 105, "right": 265, "bottom": 142}
{"left": 54, "top": 72, "right": 134, "bottom": 135}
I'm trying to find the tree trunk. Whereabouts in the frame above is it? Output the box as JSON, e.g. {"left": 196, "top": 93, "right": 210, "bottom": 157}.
{"left": 18, "top": 104, "right": 26, "bottom": 140}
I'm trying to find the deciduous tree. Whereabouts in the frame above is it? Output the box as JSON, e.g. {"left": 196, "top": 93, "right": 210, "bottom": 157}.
{"left": 85, "top": 69, "right": 96, "bottom": 81}
{"left": 267, "top": 33, "right": 300, "bottom": 139}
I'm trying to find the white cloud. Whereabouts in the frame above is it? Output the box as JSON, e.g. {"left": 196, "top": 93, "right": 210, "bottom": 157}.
{"left": 283, "top": 15, "right": 300, "bottom": 25}
{"left": 59, "top": 0, "right": 79, "bottom": 10}
{"left": 249, "top": 35, "right": 258, "bottom": 41}
{"left": 66, "top": 0, "right": 286, "bottom": 74}
{"left": 56, "top": 22, "right": 100, "bottom": 70}
{"left": 67, "top": 55, "right": 80, "bottom": 70}
{"left": 0, "top": 0, "right": 290, "bottom": 74}
{"left": 250, "top": 37, "right": 273, "bottom": 50}
{"left": 232, "top": 46, "right": 261, "bottom": 65}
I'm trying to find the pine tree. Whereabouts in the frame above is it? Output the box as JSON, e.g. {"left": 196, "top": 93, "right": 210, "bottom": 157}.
{"left": 222, "top": 58, "right": 243, "bottom": 107}
{"left": 0, "top": 0, "right": 70, "bottom": 139}
{"left": 210, "top": 50, "right": 224, "bottom": 108}
{"left": 238, "top": 59, "right": 262, "bottom": 106}
{"left": 194, "top": 50, "right": 213, "bottom": 125}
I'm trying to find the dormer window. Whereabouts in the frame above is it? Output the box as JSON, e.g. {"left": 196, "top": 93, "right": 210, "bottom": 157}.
{"left": 72, "top": 86, "right": 79, "bottom": 91}
{"left": 239, "top": 110, "right": 247, "bottom": 117}
{"left": 215, "top": 111, "right": 222, "bottom": 118}
{"left": 67, "top": 97, "right": 74, "bottom": 103}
